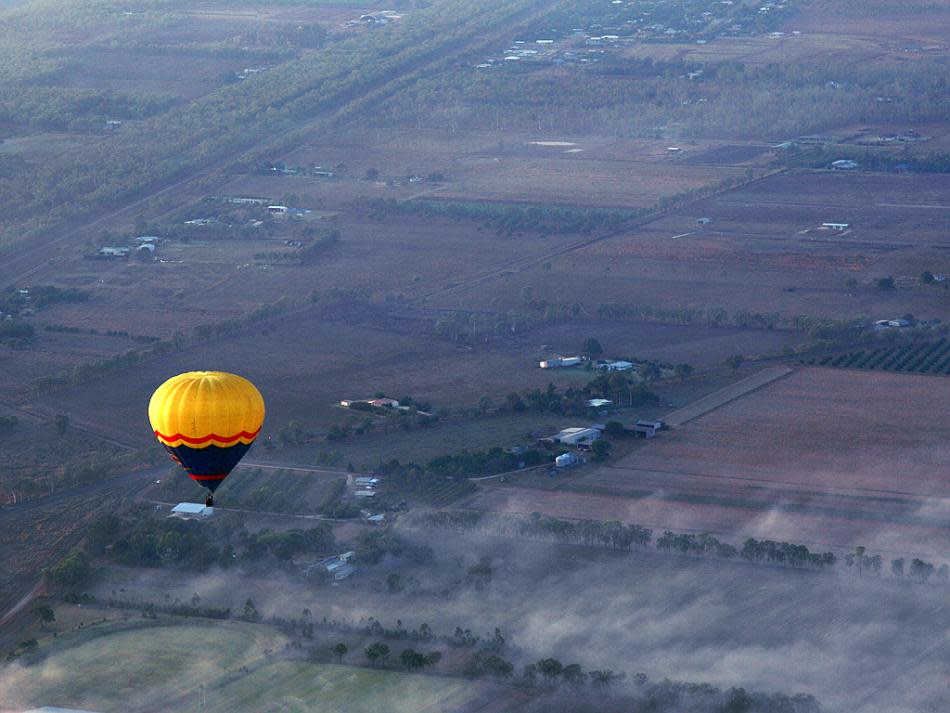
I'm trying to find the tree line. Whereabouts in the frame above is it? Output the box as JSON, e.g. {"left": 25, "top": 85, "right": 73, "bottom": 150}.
{"left": 409, "top": 511, "right": 949, "bottom": 582}
{"left": 365, "top": 197, "right": 636, "bottom": 236}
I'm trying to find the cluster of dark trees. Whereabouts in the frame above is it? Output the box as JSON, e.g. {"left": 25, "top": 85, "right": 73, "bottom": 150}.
{"left": 354, "top": 528, "right": 434, "bottom": 566}
{"left": 595, "top": 302, "right": 785, "bottom": 330}
{"left": 886, "top": 555, "right": 947, "bottom": 582}
{"left": 78, "top": 511, "right": 336, "bottom": 574}
{"left": 413, "top": 511, "right": 950, "bottom": 583}
{"left": 371, "top": 442, "right": 558, "bottom": 497}
{"left": 0, "top": 85, "right": 176, "bottom": 132}
{"left": 0, "top": 285, "right": 88, "bottom": 314}
{"left": 427, "top": 446, "right": 545, "bottom": 478}
{"left": 779, "top": 146, "right": 950, "bottom": 174}
{"left": 366, "top": 197, "right": 635, "bottom": 236}
{"left": 0, "top": 320, "right": 34, "bottom": 345}
{"left": 739, "top": 538, "right": 837, "bottom": 568}
{"left": 316, "top": 478, "right": 362, "bottom": 519}
{"left": 500, "top": 378, "right": 658, "bottom": 418}
{"left": 520, "top": 515, "right": 653, "bottom": 550}
{"left": 657, "top": 532, "right": 839, "bottom": 569}
{"left": 362, "top": 641, "right": 442, "bottom": 671}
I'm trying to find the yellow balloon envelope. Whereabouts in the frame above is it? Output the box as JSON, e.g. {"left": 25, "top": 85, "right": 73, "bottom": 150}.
{"left": 148, "top": 371, "right": 265, "bottom": 492}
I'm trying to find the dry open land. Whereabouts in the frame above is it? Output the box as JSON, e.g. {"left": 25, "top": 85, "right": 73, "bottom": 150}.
{"left": 429, "top": 170, "right": 950, "bottom": 322}
{"left": 469, "top": 367, "right": 950, "bottom": 558}
{"left": 779, "top": 0, "right": 950, "bottom": 48}
{"left": 230, "top": 127, "right": 761, "bottom": 210}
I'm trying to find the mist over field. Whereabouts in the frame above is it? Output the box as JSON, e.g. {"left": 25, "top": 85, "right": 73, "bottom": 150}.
{"left": 1, "top": 0, "right": 949, "bottom": 711}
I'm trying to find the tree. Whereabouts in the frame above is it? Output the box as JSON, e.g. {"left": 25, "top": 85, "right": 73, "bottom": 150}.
{"left": 365, "top": 642, "right": 390, "bottom": 666}
{"left": 875, "top": 276, "right": 895, "bottom": 291}
{"left": 332, "top": 642, "right": 348, "bottom": 662}
{"left": 590, "top": 439, "right": 611, "bottom": 461}
{"left": 921, "top": 271, "right": 935, "bottom": 284}
{"left": 466, "top": 558, "right": 493, "bottom": 590}
{"left": 589, "top": 670, "right": 625, "bottom": 688}
{"left": 603, "top": 421, "right": 624, "bottom": 437}
{"left": 674, "top": 363, "right": 694, "bottom": 380}
{"left": 561, "top": 663, "right": 586, "bottom": 686}
{"left": 242, "top": 598, "right": 261, "bottom": 622}
{"left": 400, "top": 648, "right": 428, "bottom": 671}
{"left": 386, "top": 572, "right": 403, "bottom": 593}
{"left": 581, "top": 337, "right": 603, "bottom": 358}
{"left": 725, "top": 354, "right": 744, "bottom": 371}
{"left": 536, "top": 658, "right": 563, "bottom": 681}
{"left": 891, "top": 558, "right": 905, "bottom": 578}
{"left": 854, "top": 545, "right": 866, "bottom": 576}
{"left": 32, "top": 603, "right": 55, "bottom": 624}
{"left": 54, "top": 413, "right": 70, "bottom": 436}
{"left": 504, "top": 392, "right": 525, "bottom": 412}
{"left": 45, "top": 548, "right": 91, "bottom": 592}
{"left": 910, "top": 558, "right": 934, "bottom": 581}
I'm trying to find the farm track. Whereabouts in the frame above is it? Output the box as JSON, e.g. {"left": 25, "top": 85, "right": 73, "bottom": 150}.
{"left": 0, "top": 0, "right": 573, "bottom": 290}
{"left": 664, "top": 366, "right": 792, "bottom": 426}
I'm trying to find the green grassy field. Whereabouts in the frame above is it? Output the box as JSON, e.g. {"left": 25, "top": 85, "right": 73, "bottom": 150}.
{"left": 206, "top": 660, "right": 482, "bottom": 713}
{"left": 1, "top": 621, "right": 286, "bottom": 712}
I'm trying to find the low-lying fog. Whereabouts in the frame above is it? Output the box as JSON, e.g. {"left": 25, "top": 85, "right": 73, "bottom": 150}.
{"left": 93, "top": 527, "right": 949, "bottom": 713}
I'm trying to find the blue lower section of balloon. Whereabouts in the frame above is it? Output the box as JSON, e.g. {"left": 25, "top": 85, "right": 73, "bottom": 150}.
{"left": 163, "top": 442, "right": 252, "bottom": 492}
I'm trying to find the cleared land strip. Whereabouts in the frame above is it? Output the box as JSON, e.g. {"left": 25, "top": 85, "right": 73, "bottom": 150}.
{"left": 664, "top": 367, "right": 793, "bottom": 427}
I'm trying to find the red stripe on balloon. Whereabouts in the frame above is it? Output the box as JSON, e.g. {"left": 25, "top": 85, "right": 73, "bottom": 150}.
{"left": 188, "top": 474, "right": 229, "bottom": 481}
{"left": 154, "top": 427, "right": 261, "bottom": 445}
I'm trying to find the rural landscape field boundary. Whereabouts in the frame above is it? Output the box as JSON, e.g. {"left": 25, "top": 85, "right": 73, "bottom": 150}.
{"left": 664, "top": 367, "right": 793, "bottom": 427}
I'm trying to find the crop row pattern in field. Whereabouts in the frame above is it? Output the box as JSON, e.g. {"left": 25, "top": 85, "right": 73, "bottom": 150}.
{"left": 805, "top": 338, "right": 950, "bottom": 375}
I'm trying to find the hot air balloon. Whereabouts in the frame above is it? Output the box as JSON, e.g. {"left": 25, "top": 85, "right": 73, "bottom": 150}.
{"left": 148, "top": 371, "right": 265, "bottom": 506}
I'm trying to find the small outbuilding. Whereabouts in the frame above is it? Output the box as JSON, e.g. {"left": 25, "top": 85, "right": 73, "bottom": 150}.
{"left": 831, "top": 159, "right": 859, "bottom": 170}
{"left": 555, "top": 452, "right": 579, "bottom": 467}
{"left": 550, "top": 427, "right": 601, "bottom": 446}
{"left": 170, "top": 503, "right": 214, "bottom": 519}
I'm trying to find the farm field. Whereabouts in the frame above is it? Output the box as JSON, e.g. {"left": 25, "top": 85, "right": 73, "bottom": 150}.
{"left": 230, "top": 127, "right": 758, "bottom": 210}
{"left": 0, "top": 620, "right": 289, "bottom": 712}
{"left": 778, "top": 0, "right": 950, "bottom": 47}
{"left": 429, "top": 169, "right": 950, "bottom": 321}
{"left": 27, "top": 311, "right": 581, "bottom": 443}
{"left": 469, "top": 367, "right": 950, "bottom": 557}
{"left": 620, "top": 32, "right": 888, "bottom": 67}
{"left": 805, "top": 338, "right": 950, "bottom": 376}
{"left": 27, "top": 306, "right": 795, "bottom": 451}
{"left": 207, "top": 661, "right": 486, "bottom": 713}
